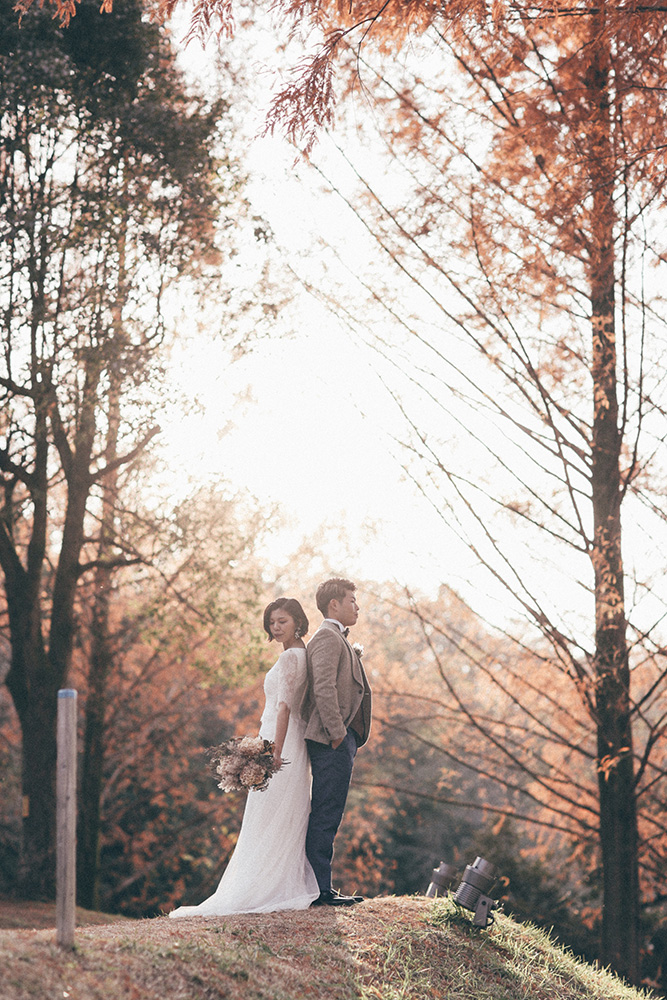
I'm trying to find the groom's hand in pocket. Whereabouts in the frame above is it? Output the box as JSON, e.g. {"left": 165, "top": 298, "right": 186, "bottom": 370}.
{"left": 331, "top": 737, "right": 344, "bottom": 749}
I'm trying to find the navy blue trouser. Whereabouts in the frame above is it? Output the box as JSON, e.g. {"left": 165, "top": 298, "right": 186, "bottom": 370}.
{"left": 305, "top": 729, "right": 358, "bottom": 892}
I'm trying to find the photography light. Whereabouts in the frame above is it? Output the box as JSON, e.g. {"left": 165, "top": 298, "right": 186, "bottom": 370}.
{"left": 425, "top": 861, "right": 458, "bottom": 898}
{"left": 453, "top": 856, "right": 499, "bottom": 928}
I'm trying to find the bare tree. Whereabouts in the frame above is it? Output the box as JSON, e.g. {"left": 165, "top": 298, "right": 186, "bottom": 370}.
{"left": 275, "top": 9, "right": 667, "bottom": 978}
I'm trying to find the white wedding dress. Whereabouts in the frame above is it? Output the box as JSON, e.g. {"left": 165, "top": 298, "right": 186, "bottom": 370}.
{"left": 169, "top": 647, "right": 319, "bottom": 916}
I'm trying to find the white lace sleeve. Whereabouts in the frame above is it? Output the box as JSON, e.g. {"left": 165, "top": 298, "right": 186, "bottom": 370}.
{"left": 276, "top": 649, "right": 307, "bottom": 711}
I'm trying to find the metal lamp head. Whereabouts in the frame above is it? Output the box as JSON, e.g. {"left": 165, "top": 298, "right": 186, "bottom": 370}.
{"left": 453, "top": 856, "right": 499, "bottom": 928}
{"left": 425, "top": 861, "right": 458, "bottom": 898}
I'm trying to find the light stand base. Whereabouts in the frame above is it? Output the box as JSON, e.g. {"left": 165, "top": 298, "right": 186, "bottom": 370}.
{"left": 473, "top": 894, "right": 497, "bottom": 928}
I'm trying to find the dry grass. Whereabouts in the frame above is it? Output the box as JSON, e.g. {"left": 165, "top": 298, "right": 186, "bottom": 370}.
{"left": 0, "top": 899, "right": 129, "bottom": 931}
{"left": 0, "top": 895, "right": 660, "bottom": 1000}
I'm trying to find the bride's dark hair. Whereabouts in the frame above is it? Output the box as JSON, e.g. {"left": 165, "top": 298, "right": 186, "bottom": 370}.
{"left": 263, "top": 598, "right": 309, "bottom": 641}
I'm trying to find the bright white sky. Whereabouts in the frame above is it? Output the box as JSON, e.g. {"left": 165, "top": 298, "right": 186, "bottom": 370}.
{"left": 164, "top": 324, "right": 453, "bottom": 589}
{"left": 157, "top": 19, "right": 475, "bottom": 596}
{"left": 152, "top": 100, "right": 421, "bottom": 595}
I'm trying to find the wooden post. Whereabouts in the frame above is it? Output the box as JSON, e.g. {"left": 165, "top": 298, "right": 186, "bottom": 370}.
{"left": 56, "top": 688, "right": 77, "bottom": 948}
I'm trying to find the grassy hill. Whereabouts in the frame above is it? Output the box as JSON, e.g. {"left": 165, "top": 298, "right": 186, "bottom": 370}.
{"left": 0, "top": 895, "right": 659, "bottom": 1000}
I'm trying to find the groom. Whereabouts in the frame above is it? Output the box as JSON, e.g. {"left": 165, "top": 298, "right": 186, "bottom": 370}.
{"left": 301, "top": 577, "right": 372, "bottom": 906}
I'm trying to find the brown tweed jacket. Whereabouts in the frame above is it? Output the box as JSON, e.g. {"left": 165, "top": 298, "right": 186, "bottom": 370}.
{"left": 300, "top": 620, "right": 372, "bottom": 747}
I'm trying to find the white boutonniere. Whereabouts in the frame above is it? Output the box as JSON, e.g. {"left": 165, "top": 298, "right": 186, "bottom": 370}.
{"left": 352, "top": 643, "right": 364, "bottom": 658}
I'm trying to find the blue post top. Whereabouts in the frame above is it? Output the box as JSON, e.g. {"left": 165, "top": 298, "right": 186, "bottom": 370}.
{"left": 58, "top": 689, "right": 77, "bottom": 699}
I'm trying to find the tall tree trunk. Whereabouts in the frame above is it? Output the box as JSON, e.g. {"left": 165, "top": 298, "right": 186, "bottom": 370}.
{"left": 17, "top": 662, "right": 59, "bottom": 898}
{"left": 587, "top": 26, "right": 640, "bottom": 984}
{"left": 1, "top": 389, "right": 61, "bottom": 897}
{"left": 49, "top": 358, "right": 101, "bottom": 685}
{"left": 78, "top": 216, "right": 126, "bottom": 910}
{"left": 77, "top": 380, "right": 121, "bottom": 910}
{"left": 77, "top": 568, "right": 112, "bottom": 910}
{"left": 5, "top": 600, "right": 59, "bottom": 898}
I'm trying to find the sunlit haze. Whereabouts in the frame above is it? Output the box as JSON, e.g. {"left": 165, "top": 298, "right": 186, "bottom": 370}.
{"left": 162, "top": 25, "right": 466, "bottom": 596}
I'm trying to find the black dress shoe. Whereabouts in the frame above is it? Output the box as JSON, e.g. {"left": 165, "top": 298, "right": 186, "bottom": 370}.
{"left": 338, "top": 888, "right": 364, "bottom": 902}
{"left": 311, "top": 889, "right": 364, "bottom": 907}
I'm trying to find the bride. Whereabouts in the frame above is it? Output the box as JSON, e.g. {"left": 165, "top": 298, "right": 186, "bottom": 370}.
{"left": 169, "top": 598, "right": 319, "bottom": 916}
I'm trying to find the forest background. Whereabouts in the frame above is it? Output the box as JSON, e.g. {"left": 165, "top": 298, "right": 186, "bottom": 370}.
{"left": 1, "top": 0, "right": 667, "bottom": 995}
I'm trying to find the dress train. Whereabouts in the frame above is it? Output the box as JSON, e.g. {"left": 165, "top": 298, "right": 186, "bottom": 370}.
{"left": 169, "top": 648, "right": 319, "bottom": 916}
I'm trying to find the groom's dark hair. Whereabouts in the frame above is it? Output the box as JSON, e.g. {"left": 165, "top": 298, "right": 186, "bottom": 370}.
{"left": 316, "top": 578, "right": 356, "bottom": 617}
